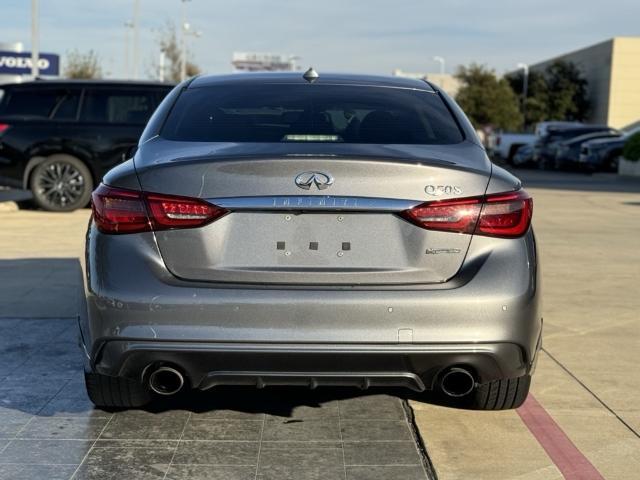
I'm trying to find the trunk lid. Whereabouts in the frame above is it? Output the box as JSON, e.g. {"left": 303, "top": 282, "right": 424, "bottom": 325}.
{"left": 135, "top": 139, "right": 491, "bottom": 285}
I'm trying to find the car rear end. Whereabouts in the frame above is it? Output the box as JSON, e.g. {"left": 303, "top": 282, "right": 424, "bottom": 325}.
{"left": 580, "top": 137, "right": 626, "bottom": 172}
{"left": 81, "top": 74, "right": 541, "bottom": 410}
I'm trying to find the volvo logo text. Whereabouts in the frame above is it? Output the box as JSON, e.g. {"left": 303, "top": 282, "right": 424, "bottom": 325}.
{"left": 294, "top": 171, "right": 334, "bottom": 190}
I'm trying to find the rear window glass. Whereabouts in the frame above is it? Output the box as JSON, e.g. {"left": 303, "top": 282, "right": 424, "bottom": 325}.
{"left": 80, "top": 89, "right": 154, "bottom": 124}
{"left": 0, "top": 88, "right": 71, "bottom": 119}
{"left": 161, "top": 84, "right": 464, "bottom": 144}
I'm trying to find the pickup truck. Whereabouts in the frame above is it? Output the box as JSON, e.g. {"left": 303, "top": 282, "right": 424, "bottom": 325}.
{"left": 489, "top": 132, "right": 536, "bottom": 163}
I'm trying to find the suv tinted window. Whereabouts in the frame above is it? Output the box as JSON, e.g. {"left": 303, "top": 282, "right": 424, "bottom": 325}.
{"left": 51, "top": 90, "right": 81, "bottom": 120}
{"left": 80, "top": 89, "right": 154, "bottom": 124}
{"left": 161, "top": 85, "right": 464, "bottom": 144}
{"left": 0, "top": 88, "right": 70, "bottom": 119}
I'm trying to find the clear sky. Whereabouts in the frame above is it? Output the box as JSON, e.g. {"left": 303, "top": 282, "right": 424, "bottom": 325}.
{"left": 1, "top": 0, "right": 639, "bottom": 79}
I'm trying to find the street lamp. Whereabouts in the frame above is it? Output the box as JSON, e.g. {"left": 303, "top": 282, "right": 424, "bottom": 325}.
{"left": 180, "top": 0, "right": 192, "bottom": 81}
{"left": 517, "top": 62, "right": 529, "bottom": 127}
{"left": 181, "top": 22, "right": 202, "bottom": 81}
{"left": 433, "top": 56, "right": 445, "bottom": 75}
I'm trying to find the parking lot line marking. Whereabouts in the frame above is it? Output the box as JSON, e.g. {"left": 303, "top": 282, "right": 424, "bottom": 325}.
{"left": 517, "top": 394, "right": 604, "bottom": 480}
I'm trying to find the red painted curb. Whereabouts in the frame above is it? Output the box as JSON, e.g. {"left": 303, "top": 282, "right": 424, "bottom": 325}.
{"left": 517, "top": 394, "right": 605, "bottom": 480}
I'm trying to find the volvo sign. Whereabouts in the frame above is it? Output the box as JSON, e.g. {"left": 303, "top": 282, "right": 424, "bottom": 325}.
{"left": 0, "top": 51, "right": 60, "bottom": 76}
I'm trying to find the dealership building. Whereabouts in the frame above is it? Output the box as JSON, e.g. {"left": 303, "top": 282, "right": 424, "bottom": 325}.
{"left": 527, "top": 37, "right": 640, "bottom": 129}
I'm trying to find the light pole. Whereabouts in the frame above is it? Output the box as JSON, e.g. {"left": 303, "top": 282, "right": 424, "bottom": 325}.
{"left": 433, "top": 56, "right": 445, "bottom": 75}
{"left": 132, "top": 0, "right": 140, "bottom": 79}
{"left": 181, "top": 23, "right": 202, "bottom": 81}
{"left": 124, "top": 20, "right": 134, "bottom": 79}
{"left": 517, "top": 62, "right": 529, "bottom": 127}
{"left": 180, "top": 0, "right": 191, "bottom": 82}
{"left": 31, "top": 0, "right": 39, "bottom": 77}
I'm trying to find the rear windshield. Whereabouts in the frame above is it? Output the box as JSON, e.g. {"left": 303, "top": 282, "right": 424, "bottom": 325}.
{"left": 161, "top": 84, "right": 464, "bottom": 144}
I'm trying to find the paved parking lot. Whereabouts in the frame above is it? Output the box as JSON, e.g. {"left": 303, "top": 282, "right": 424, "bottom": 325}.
{"left": 0, "top": 318, "right": 432, "bottom": 480}
{"left": 0, "top": 169, "right": 639, "bottom": 479}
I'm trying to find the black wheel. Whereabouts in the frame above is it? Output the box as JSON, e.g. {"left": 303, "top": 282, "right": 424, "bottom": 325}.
{"left": 30, "top": 155, "right": 93, "bottom": 212}
{"left": 84, "top": 371, "right": 151, "bottom": 409}
{"left": 470, "top": 374, "right": 530, "bottom": 410}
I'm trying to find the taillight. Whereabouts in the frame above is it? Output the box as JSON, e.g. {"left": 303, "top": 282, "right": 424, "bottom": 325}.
{"left": 401, "top": 189, "right": 532, "bottom": 238}
{"left": 0, "top": 123, "right": 10, "bottom": 134}
{"left": 476, "top": 190, "right": 533, "bottom": 238}
{"left": 91, "top": 185, "right": 150, "bottom": 234}
{"left": 401, "top": 198, "right": 481, "bottom": 234}
{"left": 146, "top": 193, "right": 227, "bottom": 230}
{"left": 91, "top": 184, "right": 227, "bottom": 234}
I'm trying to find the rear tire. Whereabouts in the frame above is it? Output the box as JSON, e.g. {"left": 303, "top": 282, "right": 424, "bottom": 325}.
{"left": 470, "top": 374, "right": 531, "bottom": 410}
{"left": 84, "top": 372, "right": 151, "bottom": 409}
{"left": 30, "top": 155, "right": 93, "bottom": 212}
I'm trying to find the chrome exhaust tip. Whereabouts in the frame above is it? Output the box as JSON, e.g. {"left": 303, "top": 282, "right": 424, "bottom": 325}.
{"left": 440, "top": 367, "right": 475, "bottom": 397}
{"left": 148, "top": 366, "right": 184, "bottom": 396}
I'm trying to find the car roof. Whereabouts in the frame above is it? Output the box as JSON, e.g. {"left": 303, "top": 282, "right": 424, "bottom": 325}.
{"left": 566, "top": 131, "right": 620, "bottom": 144}
{"left": 585, "top": 136, "right": 626, "bottom": 146}
{"left": 188, "top": 72, "right": 437, "bottom": 92}
{"left": 0, "top": 79, "right": 174, "bottom": 89}
{"left": 548, "top": 124, "right": 610, "bottom": 133}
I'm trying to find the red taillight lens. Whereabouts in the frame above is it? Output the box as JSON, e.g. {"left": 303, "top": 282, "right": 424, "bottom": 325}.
{"left": 401, "top": 197, "right": 482, "bottom": 234}
{"left": 91, "top": 184, "right": 227, "bottom": 234}
{"left": 92, "top": 185, "right": 150, "bottom": 234}
{"left": 476, "top": 190, "right": 532, "bottom": 238}
{"left": 0, "top": 123, "right": 10, "bottom": 134}
{"left": 401, "top": 189, "right": 533, "bottom": 238}
{"left": 146, "top": 193, "right": 227, "bottom": 230}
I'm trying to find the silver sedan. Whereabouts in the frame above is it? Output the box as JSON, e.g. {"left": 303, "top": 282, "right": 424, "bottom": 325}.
{"left": 80, "top": 71, "right": 541, "bottom": 410}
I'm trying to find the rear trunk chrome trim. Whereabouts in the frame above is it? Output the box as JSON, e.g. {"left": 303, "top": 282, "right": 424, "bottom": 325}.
{"left": 207, "top": 195, "right": 422, "bottom": 212}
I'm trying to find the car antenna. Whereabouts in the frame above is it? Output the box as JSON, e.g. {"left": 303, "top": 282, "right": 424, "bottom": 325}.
{"left": 303, "top": 67, "right": 319, "bottom": 83}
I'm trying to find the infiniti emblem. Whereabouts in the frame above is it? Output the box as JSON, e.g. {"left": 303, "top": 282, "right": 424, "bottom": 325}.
{"left": 294, "top": 171, "right": 334, "bottom": 190}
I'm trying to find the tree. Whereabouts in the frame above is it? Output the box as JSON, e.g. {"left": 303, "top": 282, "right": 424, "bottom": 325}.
{"left": 507, "top": 70, "right": 549, "bottom": 128}
{"left": 64, "top": 50, "right": 102, "bottom": 79}
{"left": 455, "top": 64, "right": 523, "bottom": 131}
{"left": 545, "top": 61, "right": 589, "bottom": 121}
{"left": 155, "top": 22, "right": 201, "bottom": 82}
{"left": 509, "top": 60, "right": 590, "bottom": 126}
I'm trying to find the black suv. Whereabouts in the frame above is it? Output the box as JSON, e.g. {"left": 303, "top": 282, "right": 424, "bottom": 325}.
{"left": 0, "top": 80, "right": 172, "bottom": 211}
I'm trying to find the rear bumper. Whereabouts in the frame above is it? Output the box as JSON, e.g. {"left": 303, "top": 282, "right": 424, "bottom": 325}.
{"left": 93, "top": 340, "right": 535, "bottom": 392}
{"left": 81, "top": 223, "right": 542, "bottom": 390}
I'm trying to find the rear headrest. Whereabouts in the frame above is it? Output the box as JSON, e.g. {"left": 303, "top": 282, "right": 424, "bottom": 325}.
{"left": 359, "top": 110, "right": 397, "bottom": 143}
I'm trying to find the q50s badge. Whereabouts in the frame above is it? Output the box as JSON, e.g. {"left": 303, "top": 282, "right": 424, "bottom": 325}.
{"left": 425, "top": 185, "right": 463, "bottom": 196}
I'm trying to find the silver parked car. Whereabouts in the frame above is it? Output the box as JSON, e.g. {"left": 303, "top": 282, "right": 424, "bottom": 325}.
{"left": 81, "top": 72, "right": 541, "bottom": 410}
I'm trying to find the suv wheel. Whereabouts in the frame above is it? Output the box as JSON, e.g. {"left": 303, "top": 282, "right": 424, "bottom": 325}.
{"left": 30, "top": 155, "right": 93, "bottom": 212}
